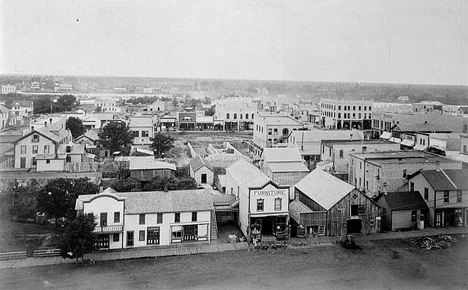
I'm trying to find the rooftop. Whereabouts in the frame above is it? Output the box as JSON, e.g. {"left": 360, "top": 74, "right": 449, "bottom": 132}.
{"left": 289, "top": 129, "right": 364, "bottom": 142}
{"left": 418, "top": 169, "right": 468, "bottom": 191}
{"left": 261, "top": 147, "right": 303, "bottom": 163}
{"left": 295, "top": 169, "right": 356, "bottom": 210}
{"left": 267, "top": 162, "right": 309, "bottom": 173}
{"left": 189, "top": 155, "right": 212, "bottom": 172}
{"left": 128, "top": 157, "right": 176, "bottom": 171}
{"left": 376, "top": 191, "right": 429, "bottom": 211}
{"left": 289, "top": 199, "right": 313, "bottom": 223}
{"left": 227, "top": 159, "right": 270, "bottom": 188}
{"left": 257, "top": 114, "right": 303, "bottom": 126}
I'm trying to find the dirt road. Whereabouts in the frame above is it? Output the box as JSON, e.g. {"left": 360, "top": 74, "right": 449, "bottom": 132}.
{"left": 1, "top": 237, "right": 467, "bottom": 290}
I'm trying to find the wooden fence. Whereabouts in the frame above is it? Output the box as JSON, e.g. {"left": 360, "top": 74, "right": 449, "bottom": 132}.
{"left": 0, "top": 251, "right": 27, "bottom": 260}
{"left": 33, "top": 249, "right": 61, "bottom": 258}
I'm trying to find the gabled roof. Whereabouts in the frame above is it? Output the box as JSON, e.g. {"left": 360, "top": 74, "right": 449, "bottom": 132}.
{"left": 118, "top": 190, "right": 214, "bottom": 214}
{"left": 289, "top": 199, "right": 313, "bottom": 223}
{"left": 227, "top": 159, "right": 270, "bottom": 188}
{"left": 376, "top": 191, "right": 429, "bottom": 211}
{"left": 190, "top": 155, "right": 213, "bottom": 172}
{"left": 289, "top": 129, "right": 364, "bottom": 142}
{"left": 416, "top": 169, "right": 468, "bottom": 191}
{"left": 0, "top": 104, "right": 9, "bottom": 113}
{"left": 267, "top": 162, "right": 309, "bottom": 173}
{"left": 295, "top": 169, "right": 355, "bottom": 210}
{"left": 129, "top": 157, "right": 176, "bottom": 171}
{"left": 76, "top": 129, "right": 99, "bottom": 142}
{"left": 14, "top": 127, "right": 62, "bottom": 144}
{"left": 261, "top": 147, "right": 303, "bottom": 163}
{"left": 129, "top": 116, "right": 154, "bottom": 127}
{"left": 14, "top": 101, "right": 33, "bottom": 107}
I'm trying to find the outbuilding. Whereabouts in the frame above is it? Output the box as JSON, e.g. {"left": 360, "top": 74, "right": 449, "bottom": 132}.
{"left": 189, "top": 156, "right": 214, "bottom": 185}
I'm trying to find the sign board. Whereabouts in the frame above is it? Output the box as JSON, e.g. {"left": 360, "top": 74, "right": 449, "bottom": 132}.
{"left": 251, "top": 189, "right": 288, "bottom": 196}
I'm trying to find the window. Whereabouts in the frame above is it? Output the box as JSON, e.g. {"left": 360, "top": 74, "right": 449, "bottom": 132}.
{"left": 147, "top": 227, "right": 160, "bottom": 245}
{"left": 32, "top": 134, "right": 39, "bottom": 143}
{"left": 113, "top": 233, "right": 119, "bottom": 242}
{"left": 457, "top": 190, "right": 462, "bottom": 203}
{"left": 44, "top": 145, "right": 50, "bottom": 154}
{"left": 403, "top": 170, "right": 407, "bottom": 178}
{"left": 410, "top": 182, "right": 414, "bottom": 191}
{"left": 20, "top": 145, "right": 26, "bottom": 154}
{"left": 171, "top": 226, "right": 182, "bottom": 241}
{"left": 233, "top": 113, "right": 237, "bottom": 119}
{"left": 133, "top": 131, "right": 140, "bottom": 137}
{"left": 351, "top": 205, "right": 359, "bottom": 216}
{"left": 268, "top": 128, "right": 272, "bottom": 135}
{"left": 46, "top": 159, "right": 50, "bottom": 164}
{"left": 126, "top": 231, "right": 134, "bottom": 247}
{"left": 100, "top": 212, "right": 107, "bottom": 227}
{"left": 245, "top": 113, "right": 249, "bottom": 119}
{"left": 274, "top": 198, "right": 282, "bottom": 211}
{"left": 192, "top": 212, "right": 197, "bottom": 222}
{"left": 257, "top": 199, "right": 264, "bottom": 211}
{"left": 142, "top": 131, "right": 149, "bottom": 137}
{"left": 175, "top": 212, "right": 180, "bottom": 223}
{"left": 157, "top": 213, "right": 163, "bottom": 224}
{"left": 240, "top": 114, "right": 242, "bottom": 119}
{"left": 32, "top": 145, "right": 38, "bottom": 154}
{"left": 66, "top": 146, "right": 71, "bottom": 153}
{"left": 114, "top": 212, "right": 120, "bottom": 223}
{"left": 139, "top": 214, "right": 145, "bottom": 225}
{"left": 252, "top": 113, "right": 254, "bottom": 119}
{"left": 66, "top": 155, "right": 71, "bottom": 163}
{"left": 424, "top": 188, "right": 429, "bottom": 200}
{"left": 273, "top": 128, "right": 278, "bottom": 135}
{"left": 411, "top": 211, "right": 417, "bottom": 222}
{"left": 32, "top": 157, "right": 36, "bottom": 166}
{"left": 20, "top": 157, "right": 26, "bottom": 168}
{"left": 444, "top": 191, "right": 449, "bottom": 203}
{"left": 139, "top": 230, "right": 145, "bottom": 241}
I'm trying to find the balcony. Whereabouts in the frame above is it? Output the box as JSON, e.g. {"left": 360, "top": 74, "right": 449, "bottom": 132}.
{"left": 93, "top": 225, "right": 123, "bottom": 233}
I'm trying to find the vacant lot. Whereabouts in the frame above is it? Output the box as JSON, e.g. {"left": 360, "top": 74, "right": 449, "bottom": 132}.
{"left": 1, "top": 236, "right": 467, "bottom": 290}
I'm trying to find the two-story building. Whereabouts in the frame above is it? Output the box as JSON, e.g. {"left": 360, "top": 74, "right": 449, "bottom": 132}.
{"left": 95, "top": 97, "right": 122, "bottom": 112}
{"left": 226, "top": 159, "right": 290, "bottom": 240}
{"left": 178, "top": 112, "right": 196, "bottom": 131}
{"left": 129, "top": 116, "right": 156, "bottom": 145}
{"left": 253, "top": 113, "right": 304, "bottom": 150}
{"left": 146, "top": 100, "right": 166, "bottom": 112}
{"left": 9, "top": 101, "right": 34, "bottom": 127}
{"left": 348, "top": 151, "right": 462, "bottom": 197}
{"left": 75, "top": 188, "right": 215, "bottom": 249}
{"left": 0, "top": 104, "right": 9, "bottom": 129}
{"left": 408, "top": 169, "right": 468, "bottom": 228}
{"left": 13, "top": 127, "right": 72, "bottom": 169}
{"left": 213, "top": 99, "right": 257, "bottom": 131}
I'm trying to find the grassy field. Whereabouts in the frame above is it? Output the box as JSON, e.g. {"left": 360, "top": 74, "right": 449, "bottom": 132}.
{"left": 1, "top": 235, "right": 466, "bottom": 290}
{"left": 0, "top": 214, "right": 56, "bottom": 252}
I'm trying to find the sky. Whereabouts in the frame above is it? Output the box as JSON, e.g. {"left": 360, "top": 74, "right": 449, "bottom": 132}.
{"left": 1, "top": 0, "right": 467, "bottom": 85}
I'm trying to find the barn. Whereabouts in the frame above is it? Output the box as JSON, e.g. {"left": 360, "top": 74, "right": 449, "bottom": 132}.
{"left": 293, "top": 169, "right": 382, "bottom": 237}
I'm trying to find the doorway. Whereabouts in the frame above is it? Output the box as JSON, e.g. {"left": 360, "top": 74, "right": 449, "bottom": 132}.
{"left": 347, "top": 219, "right": 362, "bottom": 234}
{"left": 201, "top": 173, "right": 207, "bottom": 184}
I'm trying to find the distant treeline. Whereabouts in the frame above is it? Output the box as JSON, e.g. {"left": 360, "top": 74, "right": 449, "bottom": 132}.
{"left": 0, "top": 93, "right": 77, "bottom": 114}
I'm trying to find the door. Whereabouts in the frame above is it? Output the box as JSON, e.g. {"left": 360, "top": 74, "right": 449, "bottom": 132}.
{"left": 20, "top": 157, "right": 26, "bottom": 168}
{"left": 95, "top": 234, "right": 109, "bottom": 249}
{"left": 347, "top": 219, "right": 362, "bottom": 234}
{"left": 435, "top": 212, "right": 442, "bottom": 227}
{"left": 100, "top": 213, "right": 107, "bottom": 227}
{"left": 201, "top": 173, "right": 207, "bottom": 184}
{"left": 126, "top": 231, "right": 134, "bottom": 247}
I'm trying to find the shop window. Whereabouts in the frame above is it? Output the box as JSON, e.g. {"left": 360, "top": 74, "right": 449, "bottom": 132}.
{"left": 274, "top": 198, "right": 282, "bottom": 211}
{"left": 257, "top": 199, "right": 264, "bottom": 211}
{"left": 175, "top": 212, "right": 180, "bottom": 223}
{"left": 139, "top": 214, "right": 145, "bottom": 225}
{"left": 139, "top": 230, "right": 145, "bottom": 241}
{"left": 157, "top": 213, "right": 163, "bottom": 224}
{"left": 444, "top": 191, "right": 449, "bottom": 203}
{"left": 171, "top": 226, "right": 182, "bottom": 241}
{"left": 192, "top": 212, "right": 197, "bottom": 222}
{"left": 147, "top": 227, "right": 160, "bottom": 245}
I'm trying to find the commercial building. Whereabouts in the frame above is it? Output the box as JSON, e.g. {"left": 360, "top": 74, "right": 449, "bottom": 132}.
{"left": 226, "top": 159, "right": 290, "bottom": 239}
{"left": 348, "top": 151, "right": 462, "bottom": 197}
{"left": 76, "top": 189, "right": 215, "bottom": 249}
{"left": 95, "top": 97, "right": 122, "bottom": 112}
{"left": 408, "top": 169, "right": 468, "bottom": 228}
{"left": 129, "top": 116, "right": 156, "bottom": 145}
{"left": 293, "top": 169, "right": 382, "bottom": 236}
{"left": 319, "top": 98, "right": 373, "bottom": 130}
{"left": 212, "top": 99, "right": 257, "bottom": 131}
{"left": 1, "top": 84, "right": 16, "bottom": 94}
{"left": 253, "top": 113, "right": 304, "bottom": 151}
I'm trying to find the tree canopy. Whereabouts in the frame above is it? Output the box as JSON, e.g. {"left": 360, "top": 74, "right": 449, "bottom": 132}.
{"left": 57, "top": 95, "right": 76, "bottom": 111}
{"left": 37, "top": 178, "right": 98, "bottom": 225}
{"left": 6, "top": 180, "right": 41, "bottom": 220}
{"left": 111, "top": 177, "right": 141, "bottom": 192}
{"left": 59, "top": 213, "right": 96, "bottom": 263}
{"left": 98, "top": 121, "right": 133, "bottom": 154}
{"left": 204, "top": 107, "right": 215, "bottom": 116}
{"left": 143, "top": 176, "right": 198, "bottom": 191}
{"left": 66, "top": 117, "right": 85, "bottom": 138}
{"left": 150, "top": 132, "right": 174, "bottom": 158}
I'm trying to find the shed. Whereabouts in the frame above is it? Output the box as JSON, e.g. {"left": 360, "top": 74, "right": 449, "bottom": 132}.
{"left": 189, "top": 155, "right": 214, "bottom": 185}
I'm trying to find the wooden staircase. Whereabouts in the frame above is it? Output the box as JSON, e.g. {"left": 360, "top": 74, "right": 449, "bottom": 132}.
{"left": 210, "top": 210, "right": 218, "bottom": 240}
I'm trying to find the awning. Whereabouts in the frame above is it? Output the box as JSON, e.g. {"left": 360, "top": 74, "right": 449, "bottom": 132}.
{"left": 250, "top": 212, "right": 289, "bottom": 218}
{"left": 414, "top": 144, "right": 428, "bottom": 151}
{"left": 389, "top": 137, "right": 402, "bottom": 144}
{"left": 380, "top": 132, "right": 392, "bottom": 140}
{"left": 401, "top": 139, "right": 415, "bottom": 147}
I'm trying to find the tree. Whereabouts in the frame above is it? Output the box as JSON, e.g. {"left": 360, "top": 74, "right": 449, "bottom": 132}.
{"left": 150, "top": 132, "right": 174, "bottom": 158}
{"left": 37, "top": 178, "right": 98, "bottom": 226}
{"left": 111, "top": 177, "right": 141, "bottom": 192}
{"left": 6, "top": 180, "right": 41, "bottom": 220}
{"left": 57, "top": 94, "right": 76, "bottom": 111}
{"left": 59, "top": 213, "right": 96, "bottom": 264}
{"left": 98, "top": 121, "right": 133, "bottom": 154}
{"left": 66, "top": 117, "right": 85, "bottom": 138}
{"left": 143, "top": 176, "right": 198, "bottom": 191}
{"left": 204, "top": 107, "right": 215, "bottom": 116}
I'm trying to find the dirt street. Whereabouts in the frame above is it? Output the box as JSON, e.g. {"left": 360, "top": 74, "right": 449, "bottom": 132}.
{"left": 1, "top": 236, "right": 467, "bottom": 290}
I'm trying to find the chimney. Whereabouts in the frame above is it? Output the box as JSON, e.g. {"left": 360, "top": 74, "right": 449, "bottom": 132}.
{"left": 50, "top": 118, "right": 53, "bottom": 124}
{"left": 44, "top": 121, "right": 47, "bottom": 127}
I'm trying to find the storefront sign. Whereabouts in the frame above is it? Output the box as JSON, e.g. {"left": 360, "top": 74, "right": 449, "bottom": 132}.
{"left": 252, "top": 189, "right": 287, "bottom": 196}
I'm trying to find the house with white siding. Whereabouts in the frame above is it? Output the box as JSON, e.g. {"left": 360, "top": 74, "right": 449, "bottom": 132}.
{"left": 75, "top": 188, "right": 215, "bottom": 250}
{"left": 189, "top": 156, "right": 214, "bottom": 185}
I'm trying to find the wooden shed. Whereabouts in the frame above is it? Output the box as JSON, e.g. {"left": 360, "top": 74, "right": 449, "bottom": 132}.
{"left": 294, "top": 169, "right": 382, "bottom": 237}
